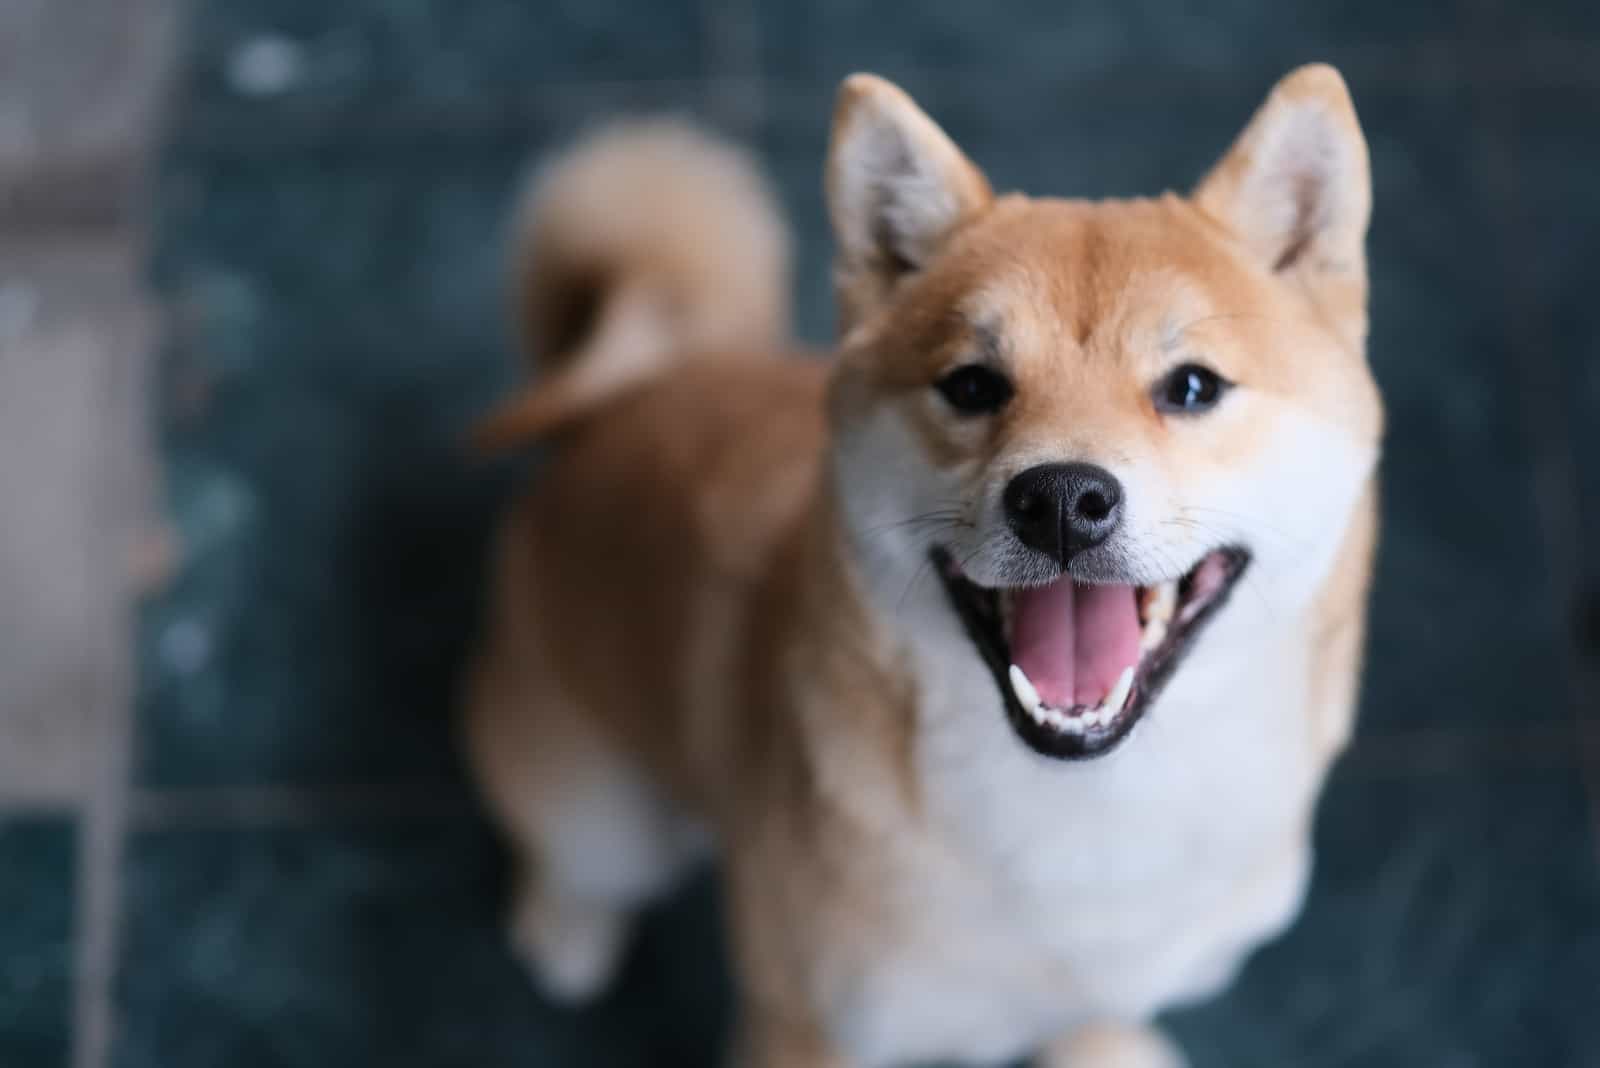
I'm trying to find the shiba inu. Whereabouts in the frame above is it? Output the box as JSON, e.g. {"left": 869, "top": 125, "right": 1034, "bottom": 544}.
{"left": 464, "top": 64, "right": 1382, "bottom": 1067}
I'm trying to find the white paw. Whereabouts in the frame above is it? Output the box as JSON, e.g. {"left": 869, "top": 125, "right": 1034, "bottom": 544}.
{"left": 1041, "top": 1023, "right": 1187, "bottom": 1068}
{"left": 508, "top": 885, "right": 629, "bottom": 1004}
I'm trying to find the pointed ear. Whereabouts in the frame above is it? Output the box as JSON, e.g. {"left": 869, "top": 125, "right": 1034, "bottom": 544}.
{"left": 827, "top": 74, "right": 993, "bottom": 332}
{"left": 1194, "top": 65, "right": 1371, "bottom": 326}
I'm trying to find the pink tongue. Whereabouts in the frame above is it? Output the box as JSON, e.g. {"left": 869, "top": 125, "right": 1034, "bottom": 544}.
{"left": 1010, "top": 576, "right": 1141, "bottom": 708}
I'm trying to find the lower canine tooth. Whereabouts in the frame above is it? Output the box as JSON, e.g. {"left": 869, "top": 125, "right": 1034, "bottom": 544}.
{"left": 1103, "top": 665, "right": 1136, "bottom": 715}
{"left": 1140, "top": 617, "right": 1168, "bottom": 653}
{"left": 1141, "top": 582, "right": 1178, "bottom": 625}
{"left": 1008, "top": 664, "right": 1042, "bottom": 715}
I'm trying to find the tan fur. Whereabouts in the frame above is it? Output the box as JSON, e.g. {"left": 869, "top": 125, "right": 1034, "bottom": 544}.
{"left": 464, "top": 66, "right": 1382, "bottom": 1066}
{"left": 474, "top": 119, "right": 791, "bottom": 449}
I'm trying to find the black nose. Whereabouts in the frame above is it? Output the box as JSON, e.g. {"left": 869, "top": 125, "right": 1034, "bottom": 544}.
{"left": 1003, "top": 462, "right": 1124, "bottom": 566}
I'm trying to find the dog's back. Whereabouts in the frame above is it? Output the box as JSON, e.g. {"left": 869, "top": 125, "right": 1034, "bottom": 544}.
{"left": 462, "top": 123, "right": 827, "bottom": 1001}
{"left": 498, "top": 356, "right": 826, "bottom": 794}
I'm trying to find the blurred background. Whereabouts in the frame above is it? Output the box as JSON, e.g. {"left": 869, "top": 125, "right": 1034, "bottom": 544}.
{"left": 2, "top": 0, "right": 1598, "bottom": 1065}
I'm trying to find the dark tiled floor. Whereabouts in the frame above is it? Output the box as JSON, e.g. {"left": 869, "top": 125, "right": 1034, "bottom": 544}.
{"left": 750, "top": 0, "right": 1450, "bottom": 84}
{"left": 180, "top": 0, "right": 709, "bottom": 118}
{"left": 1488, "top": 88, "right": 1600, "bottom": 596}
{"left": 114, "top": 819, "right": 729, "bottom": 1068}
{"left": 1168, "top": 765, "right": 1600, "bottom": 1068}
{"left": 1357, "top": 82, "right": 1575, "bottom": 734}
{"left": 82, "top": 0, "right": 1600, "bottom": 1065}
{"left": 138, "top": 151, "right": 526, "bottom": 788}
{"left": 0, "top": 817, "right": 76, "bottom": 1068}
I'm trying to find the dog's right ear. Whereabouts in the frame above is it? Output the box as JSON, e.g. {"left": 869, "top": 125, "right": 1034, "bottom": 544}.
{"left": 827, "top": 75, "right": 993, "bottom": 334}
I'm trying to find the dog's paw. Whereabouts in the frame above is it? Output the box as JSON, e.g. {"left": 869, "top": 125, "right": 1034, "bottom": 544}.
{"left": 1039, "top": 1023, "right": 1187, "bottom": 1068}
{"left": 508, "top": 883, "right": 629, "bottom": 1004}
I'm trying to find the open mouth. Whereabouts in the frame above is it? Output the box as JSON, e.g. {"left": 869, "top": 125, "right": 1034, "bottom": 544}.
{"left": 932, "top": 545, "right": 1250, "bottom": 760}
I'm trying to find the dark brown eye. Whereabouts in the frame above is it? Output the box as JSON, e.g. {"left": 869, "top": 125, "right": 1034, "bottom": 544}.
{"left": 936, "top": 365, "right": 1014, "bottom": 415}
{"left": 1155, "top": 363, "right": 1228, "bottom": 414}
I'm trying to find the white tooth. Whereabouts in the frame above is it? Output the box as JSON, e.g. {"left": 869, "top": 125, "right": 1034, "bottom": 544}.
{"left": 1142, "top": 581, "right": 1178, "bottom": 625}
{"left": 1140, "top": 617, "right": 1168, "bottom": 653}
{"left": 1104, "top": 665, "right": 1136, "bottom": 714}
{"left": 1009, "top": 664, "right": 1041, "bottom": 715}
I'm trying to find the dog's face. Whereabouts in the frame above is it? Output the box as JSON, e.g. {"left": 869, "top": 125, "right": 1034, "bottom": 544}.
{"left": 824, "top": 68, "right": 1383, "bottom": 760}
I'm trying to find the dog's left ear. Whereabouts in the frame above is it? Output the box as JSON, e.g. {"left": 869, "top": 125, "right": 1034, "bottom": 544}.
{"left": 1194, "top": 64, "right": 1371, "bottom": 340}
{"left": 827, "top": 74, "right": 993, "bottom": 334}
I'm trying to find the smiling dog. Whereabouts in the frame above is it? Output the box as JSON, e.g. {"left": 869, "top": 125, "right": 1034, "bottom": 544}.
{"left": 465, "top": 65, "right": 1382, "bottom": 1067}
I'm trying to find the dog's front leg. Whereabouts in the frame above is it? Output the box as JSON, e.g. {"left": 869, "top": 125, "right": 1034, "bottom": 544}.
{"left": 1037, "top": 1022, "right": 1187, "bottom": 1068}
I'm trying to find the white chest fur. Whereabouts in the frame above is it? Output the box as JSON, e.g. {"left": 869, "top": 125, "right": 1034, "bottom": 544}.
{"left": 823, "top": 576, "right": 1322, "bottom": 1068}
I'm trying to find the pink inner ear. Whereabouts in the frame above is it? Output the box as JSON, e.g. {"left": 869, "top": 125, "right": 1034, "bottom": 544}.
{"left": 1195, "top": 68, "right": 1369, "bottom": 278}
{"left": 1250, "top": 107, "right": 1348, "bottom": 270}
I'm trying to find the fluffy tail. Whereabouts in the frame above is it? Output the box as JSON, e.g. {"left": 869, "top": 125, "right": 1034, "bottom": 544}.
{"left": 472, "top": 119, "right": 790, "bottom": 450}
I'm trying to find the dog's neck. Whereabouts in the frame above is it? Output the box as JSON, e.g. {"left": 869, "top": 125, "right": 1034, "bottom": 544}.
{"left": 753, "top": 477, "right": 932, "bottom": 833}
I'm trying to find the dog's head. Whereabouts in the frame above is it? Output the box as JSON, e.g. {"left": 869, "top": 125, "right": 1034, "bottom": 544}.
{"left": 823, "top": 67, "right": 1383, "bottom": 760}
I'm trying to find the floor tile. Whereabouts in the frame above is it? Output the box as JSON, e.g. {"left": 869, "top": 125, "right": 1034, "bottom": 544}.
{"left": 1472, "top": 0, "right": 1600, "bottom": 43}
{"left": 1167, "top": 762, "right": 1600, "bottom": 1067}
{"left": 176, "top": 0, "right": 705, "bottom": 128}
{"left": 138, "top": 86, "right": 741, "bottom": 789}
{"left": 113, "top": 815, "right": 730, "bottom": 1067}
{"left": 1346, "top": 84, "right": 1571, "bottom": 732}
{"left": 137, "top": 76, "right": 742, "bottom": 789}
{"left": 0, "top": 0, "right": 175, "bottom": 228}
{"left": 1486, "top": 89, "right": 1600, "bottom": 614}
{"left": 0, "top": 816, "right": 76, "bottom": 1068}
{"left": 753, "top": 0, "right": 1466, "bottom": 85}
{"left": 755, "top": 99, "right": 834, "bottom": 345}
{"left": 135, "top": 152, "right": 541, "bottom": 791}
{"left": 0, "top": 237, "right": 151, "bottom": 805}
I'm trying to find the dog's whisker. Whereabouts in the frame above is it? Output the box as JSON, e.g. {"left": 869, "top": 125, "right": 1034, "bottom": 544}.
{"left": 1181, "top": 505, "right": 1310, "bottom": 552}
{"left": 862, "top": 509, "right": 967, "bottom": 537}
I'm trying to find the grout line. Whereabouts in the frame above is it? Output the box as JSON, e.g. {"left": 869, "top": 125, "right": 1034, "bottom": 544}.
{"left": 71, "top": 668, "right": 132, "bottom": 1068}
{"left": 70, "top": 4, "right": 182, "bottom": 1062}
{"left": 0, "top": 799, "right": 82, "bottom": 820}
{"left": 0, "top": 155, "right": 141, "bottom": 233}
{"left": 1461, "top": 0, "right": 1600, "bottom": 869}
{"left": 68, "top": 265, "right": 144, "bottom": 1068}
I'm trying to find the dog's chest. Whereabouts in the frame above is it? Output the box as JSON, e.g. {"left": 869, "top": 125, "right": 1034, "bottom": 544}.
{"left": 819, "top": 895, "right": 1086, "bottom": 1068}
{"left": 820, "top": 614, "right": 1321, "bottom": 1066}
{"left": 826, "top": 826, "right": 1311, "bottom": 1068}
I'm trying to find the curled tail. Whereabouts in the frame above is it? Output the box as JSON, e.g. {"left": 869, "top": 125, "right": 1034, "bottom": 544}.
{"left": 473, "top": 119, "right": 791, "bottom": 450}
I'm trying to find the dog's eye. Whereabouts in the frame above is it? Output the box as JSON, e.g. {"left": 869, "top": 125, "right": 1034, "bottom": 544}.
{"left": 935, "top": 365, "right": 1014, "bottom": 415}
{"left": 1154, "top": 364, "right": 1228, "bottom": 414}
